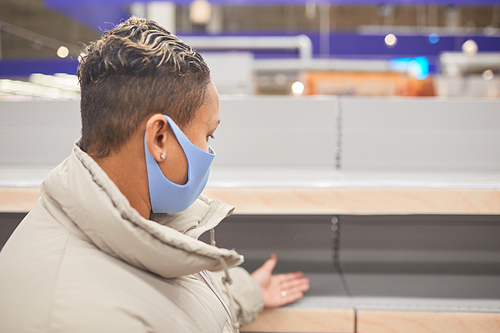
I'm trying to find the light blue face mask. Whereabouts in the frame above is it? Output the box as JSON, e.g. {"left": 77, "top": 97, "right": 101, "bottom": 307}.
{"left": 144, "top": 115, "right": 215, "bottom": 213}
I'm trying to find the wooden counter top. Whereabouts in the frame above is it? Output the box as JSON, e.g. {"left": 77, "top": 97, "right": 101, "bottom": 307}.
{"left": 1, "top": 186, "right": 499, "bottom": 215}
{"left": 0, "top": 187, "right": 40, "bottom": 213}
{"left": 204, "top": 187, "right": 500, "bottom": 215}
{"left": 239, "top": 296, "right": 500, "bottom": 332}
{"left": 240, "top": 308, "right": 500, "bottom": 333}
{"left": 1, "top": 166, "right": 499, "bottom": 215}
{"left": 240, "top": 308, "right": 355, "bottom": 332}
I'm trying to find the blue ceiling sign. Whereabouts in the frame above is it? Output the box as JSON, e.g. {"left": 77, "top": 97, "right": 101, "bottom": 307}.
{"left": 45, "top": 0, "right": 500, "bottom": 5}
{"left": 45, "top": 0, "right": 500, "bottom": 33}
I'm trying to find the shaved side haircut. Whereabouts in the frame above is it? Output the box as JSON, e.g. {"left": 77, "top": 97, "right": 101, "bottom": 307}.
{"left": 77, "top": 17, "right": 210, "bottom": 158}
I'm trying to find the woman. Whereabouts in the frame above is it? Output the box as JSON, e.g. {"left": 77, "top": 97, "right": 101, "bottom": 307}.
{"left": 0, "top": 17, "right": 309, "bottom": 333}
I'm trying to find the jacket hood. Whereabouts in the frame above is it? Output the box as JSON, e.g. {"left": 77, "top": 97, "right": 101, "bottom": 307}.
{"left": 40, "top": 142, "right": 243, "bottom": 279}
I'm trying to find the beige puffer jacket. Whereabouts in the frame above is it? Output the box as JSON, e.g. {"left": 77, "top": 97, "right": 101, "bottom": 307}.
{"left": 0, "top": 143, "right": 263, "bottom": 333}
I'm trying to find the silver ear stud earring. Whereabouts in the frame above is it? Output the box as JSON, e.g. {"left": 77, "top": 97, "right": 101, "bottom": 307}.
{"left": 160, "top": 153, "right": 166, "bottom": 160}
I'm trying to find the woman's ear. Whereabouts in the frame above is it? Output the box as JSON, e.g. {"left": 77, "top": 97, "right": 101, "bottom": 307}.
{"left": 145, "top": 114, "right": 169, "bottom": 163}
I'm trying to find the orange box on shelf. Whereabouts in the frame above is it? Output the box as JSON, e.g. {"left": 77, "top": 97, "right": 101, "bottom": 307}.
{"left": 305, "top": 71, "right": 435, "bottom": 97}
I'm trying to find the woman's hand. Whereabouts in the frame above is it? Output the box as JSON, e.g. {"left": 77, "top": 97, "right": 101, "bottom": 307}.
{"left": 251, "top": 253, "right": 310, "bottom": 308}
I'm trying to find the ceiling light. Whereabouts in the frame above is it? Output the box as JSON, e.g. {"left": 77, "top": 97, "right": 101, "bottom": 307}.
{"left": 57, "top": 46, "right": 69, "bottom": 58}
{"left": 291, "top": 81, "right": 305, "bottom": 95}
{"left": 428, "top": 33, "right": 440, "bottom": 44}
{"left": 483, "top": 69, "right": 494, "bottom": 81}
{"left": 384, "top": 34, "right": 397, "bottom": 48}
{"left": 190, "top": 0, "right": 212, "bottom": 25}
{"left": 462, "top": 39, "right": 478, "bottom": 56}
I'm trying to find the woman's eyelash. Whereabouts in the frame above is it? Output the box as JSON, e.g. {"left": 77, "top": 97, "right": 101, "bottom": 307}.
{"left": 208, "top": 135, "right": 215, "bottom": 140}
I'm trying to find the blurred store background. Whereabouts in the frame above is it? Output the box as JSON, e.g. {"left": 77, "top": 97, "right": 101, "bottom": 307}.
{"left": 2, "top": 4, "right": 500, "bottom": 326}
{"left": 0, "top": 0, "right": 499, "bottom": 99}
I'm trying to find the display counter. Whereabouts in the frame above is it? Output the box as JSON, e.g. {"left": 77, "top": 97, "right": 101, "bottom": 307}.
{"left": 2, "top": 169, "right": 499, "bottom": 333}
{"left": 1, "top": 97, "right": 499, "bottom": 332}
{"left": 2, "top": 168, "right": 500, "bottom": 215}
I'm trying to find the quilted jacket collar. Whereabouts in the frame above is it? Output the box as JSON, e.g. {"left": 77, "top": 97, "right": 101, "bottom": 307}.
{"left": 40, "top": 142, "right": 243, "bottom": 279}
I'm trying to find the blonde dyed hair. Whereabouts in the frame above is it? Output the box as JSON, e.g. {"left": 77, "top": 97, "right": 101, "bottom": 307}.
{"left": 77, "top": 17, "right": 210, "bottom": 158}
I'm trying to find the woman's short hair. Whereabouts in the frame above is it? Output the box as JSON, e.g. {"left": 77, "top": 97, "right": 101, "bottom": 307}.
{"left": 77, "top": 17, "right": 210, "bottom": 158}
